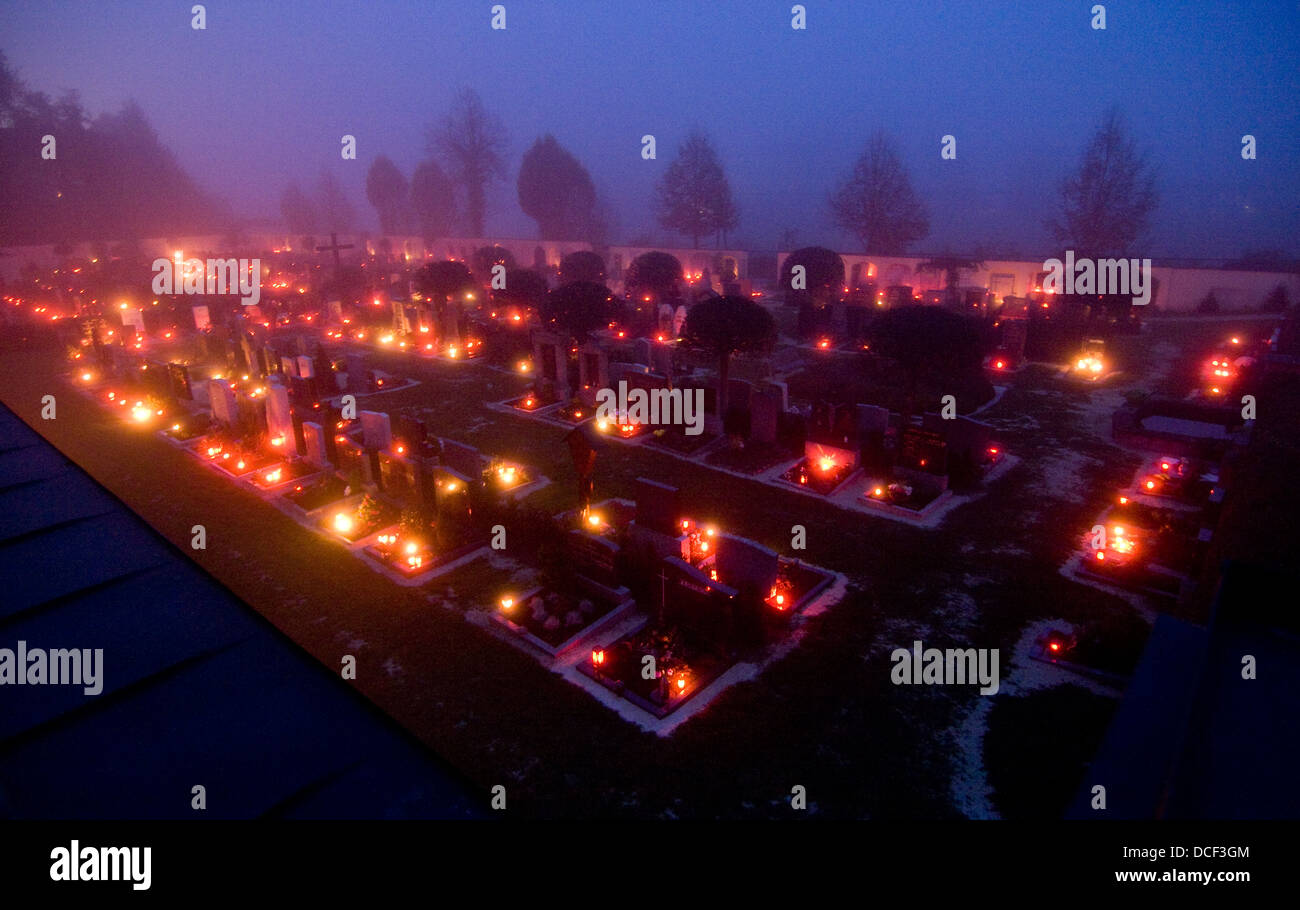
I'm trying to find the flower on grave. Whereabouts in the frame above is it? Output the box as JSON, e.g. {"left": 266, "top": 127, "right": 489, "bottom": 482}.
{"left": 357, "top": 495, "right": 382, "bottom": 527}
{"left": 564, "top": 610, "right": 584, "bottom": 628}
{"left": 543, "top": 615, "right": 561, "bottom": 632}
{"left": 529, "top": 596, "right": 547, "bottom": 621}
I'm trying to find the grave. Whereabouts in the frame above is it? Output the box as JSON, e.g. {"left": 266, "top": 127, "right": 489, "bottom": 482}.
{"left": 360, "top": 410, "right": 393, "bottom": 450}
{"left": 301, "top": 422, "right": 330, "bottom": 469}
{"left": 167, "top": 362, "right": 193, "bottom": 401}
{"left": 264, "top": 380, "right": 294, "bottom": 449}
{"left": 208, "top": 380, "right": 238, "bottom": 428}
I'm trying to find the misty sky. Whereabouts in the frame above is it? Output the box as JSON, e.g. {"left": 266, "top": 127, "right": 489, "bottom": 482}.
{"left": 3, "top": 0, "right": 1298, "bottom": 258}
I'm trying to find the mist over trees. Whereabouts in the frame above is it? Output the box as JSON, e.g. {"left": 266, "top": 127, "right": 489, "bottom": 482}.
{"left": 410, "top": 159, "right": 458, "bottom": 240}
{"left": 0, "top": 52, "right": 224, "bottom": 245}
{"left": 1049, "top": 108, "right": 1158, "bottom": 257}
{"left": 829, "top": 132, "right": 929, "bottom": 255}
{"left": 429, "top": 88, "right": 507, "bottom": 238}
{"left": 365, "top": 155, "right": 410, "bottom": 235}
{"left": 654, "top": 131, "right": 738, "bottom": 249}
{"left": 517, "top": 134, "right": 597, "bottom": 241}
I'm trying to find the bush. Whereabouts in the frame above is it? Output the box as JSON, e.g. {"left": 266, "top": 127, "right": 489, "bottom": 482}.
{"left": 1195, "top": 292, "right": 1220, "bottom": 314}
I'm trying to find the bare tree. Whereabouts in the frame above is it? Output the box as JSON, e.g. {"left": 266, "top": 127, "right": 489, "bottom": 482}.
{"left": 654, "top": 131, "right": 737, "bottom": 249}
{"left": 365, "top": 155, "right": 408, "bottom": 234}
{"left": 429, "top": 88, "right": 506, "bottom": 237}
{"left": 1049, "top": 108, "right": 1157, "bottom": 257}
{"left": 830, "top": 132, "right": 929, "bottom": 254}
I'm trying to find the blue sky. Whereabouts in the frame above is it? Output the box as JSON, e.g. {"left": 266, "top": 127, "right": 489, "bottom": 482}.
{"left": 3, "top": 0, "right": 1298, "bottom": 257}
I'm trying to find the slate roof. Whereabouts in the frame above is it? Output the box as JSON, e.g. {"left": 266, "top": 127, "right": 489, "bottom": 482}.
{"left": 0, "top": 403, "right": 485, "bottom": 819}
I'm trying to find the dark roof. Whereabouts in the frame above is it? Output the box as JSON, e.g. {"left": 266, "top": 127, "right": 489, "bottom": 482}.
{"left": 0, "top": 404, "right": 485, "bottom": 819}
{"left": 1067, "top": 562, "right": 1300, "bottom": 819}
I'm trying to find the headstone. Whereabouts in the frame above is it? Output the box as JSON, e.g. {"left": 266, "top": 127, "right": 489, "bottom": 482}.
{"left": 856, "top": 404, "right": 890, "bottom": 436}
{"left": 578, "top": 344, "right": 610, "bottom": 407}
{"left": 345, "top": 353, "right": 367, "bottom": 393}
{"left": 281, "top": 356, "right": 300, "bottom": 378}
{"left": 395, "top": 415, "right": 427, "bottom": 448}
{"left": 651, "top": 343, "right": 673, "bottom": 376}
{"left": 360, "top": 410, "right": 392, "bottom": 450}
{"left": 296, "top": 354, "right": 315, "bottom": 379}
{"left": 326, "top": 298, "right": 344, "bottom": 323}
{"left": 208, "top": 380, "right": 237, "bottom": 427}
{"left": 301, "top": 421, "right": 329, "bottom": 468}
{"left": 672, "top": 305, "right": 688, "bottom": 337}
{"left": 192, "top": 305, "right": 211, "bottom": 331}
{"left": 760, "top": 379, "right": 788, "bottom": 412}
{"left": 632, "top": 338, "right": 653, "bottom": 368}
{"left": 440, "top": 439, "right": 483, "bottom": 481}
{"left": 725, "top": 379, "right": 754, "bottom": 415}
{"left": 751, "top": 387, "right": 781, "bottom": 444}
{"left": 715, "top": 534, "right": 779, "bottom": 594}
{"left": 634, "top": 477, "right": 681, "bottom": 537}
{"left": 265, "top": 380, "right": 293, "bottom": 445}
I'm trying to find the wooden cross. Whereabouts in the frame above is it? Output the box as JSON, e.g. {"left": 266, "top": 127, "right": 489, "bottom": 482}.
{"left": 315, "top": 232, "right": 354, "bottom": 274}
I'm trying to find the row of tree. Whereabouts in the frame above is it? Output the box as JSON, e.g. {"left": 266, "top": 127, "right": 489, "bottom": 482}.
{"left": 0, "top": 53, "right": 226, "bottom": 246}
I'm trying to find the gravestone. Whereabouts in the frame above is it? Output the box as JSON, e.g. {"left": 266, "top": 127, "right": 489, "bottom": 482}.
{"left": 632, "top": 338, "right": 653, "bottom": 368}
{"left": 532, "top": 332, "right": 570, "bottom": 401}
{"left": 672, "top": 306, "right": 688, "bottom": 337}
{"left": 759, "top": 379, "right": 788, "bottom": 412}
{"left": 265, "top": 380, "right": 293, "bottom": 446}
{"left": 578, "top": 344, "right": 610, "bottom": 408}
{"left": 360, "top": 410, "right": 393, "bottom": 450}
{"left": 810, "top": 400, "right": 835, "bottom": 440}
{"left": 281, "top": 356, "right": 300, "bottom": 378}
{"left": 345, "top": 353, "right": 368, "bottom": 393}
{"left": 715, "top": 534, "right": 779, "bottom": 595}
{"left": 751, "top": 386, "right": 781, "bottom": 445}
{"left": 296, "top": 355, "right": 315, "bottom": 379}
{"left": 301, "top": 421, "right": 329, "bottom": 468}
{"left": 440, "top": 439, "right": 483, "bottom": 481}
{"left": 208, "top": 380, "right": 237, "bottom": 427}
{"left": 833, "top": 404, "right": 857, "bottom": 445}
{"left": 192, "top": 305, "right": 211, "bottom": 331}
{"left": 726, "top": 379, "right": 754, "bottom": 415}
{"left": 635, "top": 477, "right": 681, "bottom": 537}
{"left": 395, "top": 415, "right": 427, "bottom": 448}
{"left": 651, "top": 343, "right": 673, "bottom": 376}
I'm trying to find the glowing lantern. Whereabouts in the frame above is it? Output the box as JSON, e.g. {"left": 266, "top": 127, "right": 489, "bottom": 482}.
{"left": 80, "top": 371, "right": 93, "bottom": 382}
{"left": 333, "top": 513, "right": 354, "bottom": 534}
{"left": 500, "top": 597, "right": 514, "bottom": 611}
{"left": 591, "top": 649, "right": 605, "bottom": 668}
{"left": 131, "top": 406, "right": 151, "bottom": 423}
{"left": 587, "top": 513, "right": 602, "bottom": 528}
{"left": 818, "top": 456, "right": 835, "bottom": 472}
{"left": 265, "top": 468, "right": 283, "bottom": 484}
{"left": 271, "top": 435, "right": 285, "bottom": 447}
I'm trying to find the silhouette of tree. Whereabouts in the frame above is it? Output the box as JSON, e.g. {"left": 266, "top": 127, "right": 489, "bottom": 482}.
{"left": 1049, "top": 108, "right": 1157, "bottom": 258}
{"left": 517, "top": 135, "right": 597, "bottom": 240}
{"left": 654, "top": 131, "right": 737, "bottom": 249}
{"left": 682, "top": 295, "right": 777, "bottom": 415}
{"left": 410, "top": 159, "right": 457, "bottom": 240}
{"left": 429, "top": 88, "right": 506, "bottom": 237}
{"left": 365, "top": 155, "right": 408, "bottom": 234}
{"left": 830, "top": 132, "right": 929, "bottom": 254}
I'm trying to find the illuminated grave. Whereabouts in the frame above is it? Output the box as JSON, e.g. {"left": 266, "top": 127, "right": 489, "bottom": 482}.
{"left": 780, "top": 440, "right": 859, "bottom": 495}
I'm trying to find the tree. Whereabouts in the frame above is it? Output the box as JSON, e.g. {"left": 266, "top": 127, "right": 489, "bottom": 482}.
{"left": 416, "top": 260, "right": 477, "bottom": 332}
{"left": 315, "top": 171, "right": 356, "bottom": 233}
{"left": 410, "top": 159, "right": 458, "bottom": 240}
{"left": 472, "top": 245, "right": 516, "bottom": 278}
{"left": 1049, "top": 109, "right": 1157, "bottom": 258}
{"left": 866, "top": 305, "right": 988, "bottom": 414}
{"left": 517, "top": 135, "right": 597, "bottom": 240}
{"left": 681, "top": 295, "right": 777, "bottom": 416}
{"left": 830, "top": 132, "right": 929, "bottom": 254}
{"left": 916, "top": 256, "right": 984, "bottom": 308}
{"left": 280, "top": 183, "right": 320, "bottom": 235}
{"left": 365, "top": 156, "right": 408, "bottom": 234}
{"left": 541, "top": 281, "right": 623, "bottom": 342}
{"left": 653, "top": 131, "right": 737, "bottom": 248}
{"left": 430, "top": 88, "right": 507, "bottom": 237}
{"left": 780, "top": 247, "right": 845, "bottom": 301}
{"left": 493, "top": 268, "right": 549, "bottom": 311}
{"left": 624, "top": 251, "right": 683, "bottom": 303}
{"left": 558, "top": 251, "right": 605, "bottom": 285}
